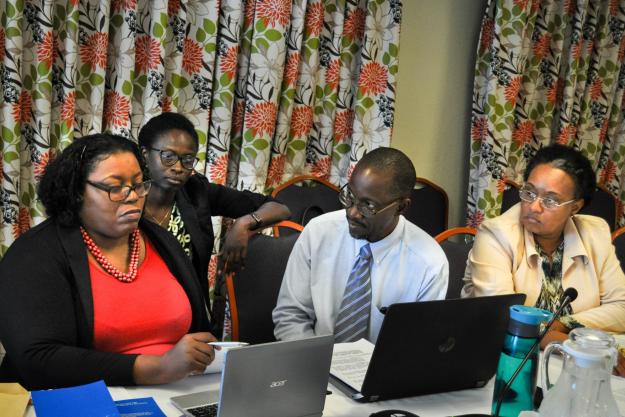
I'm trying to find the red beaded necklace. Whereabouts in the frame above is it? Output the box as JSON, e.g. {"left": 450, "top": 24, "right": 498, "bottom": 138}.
{"left": 80, "top": 227, "right": 141, "bottom": 283}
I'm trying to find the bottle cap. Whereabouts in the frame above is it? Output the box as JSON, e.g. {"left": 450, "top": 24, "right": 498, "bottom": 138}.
{"left": 562, "top": 328, "right": 617, "bottom": 367}
{"left": 508, "top": 305, "right": 553, "bottom": 338}
{"left": 510, "top": 305, "right": 553, "bottom": 325}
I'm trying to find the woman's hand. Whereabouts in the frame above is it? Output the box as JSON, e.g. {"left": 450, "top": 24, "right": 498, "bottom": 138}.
{"left": 218, "top": 202, "right": 291, "bottom": 274}
{"left": 539, "top": 320, "right": 570, "bottom": 349}
{"left": 614, "top": 351, "right": 625, "bottom": 377}
{"left": 133, "top": 332, "right": 218, "bottom": 385}
{"left": 218, "top": 215, "right": 257, "bottom": 274}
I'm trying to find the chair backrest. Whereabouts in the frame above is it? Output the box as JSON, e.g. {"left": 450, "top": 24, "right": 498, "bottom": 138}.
{"left": 501, "top": 179, "right": 521, "bottom": 213}
{"left": 272, "top": 220, "right": 305, "bottom": 237}
{"left": 435, "top": 227, "right": 477, "bottom": 300}
{"left": 580, "top": 184, "right": 617, "bottom": 231}
{"left": 272, "top": 175, "right": 342, "bottom": 235}
{"left": 612, "top": 226, "right": 625, "bottom": 273}
{"left": 226, "top": 231, "right": 301, "bottom": 344}
{"left": 403, "top": 177, "right": 449, "bottom": 237}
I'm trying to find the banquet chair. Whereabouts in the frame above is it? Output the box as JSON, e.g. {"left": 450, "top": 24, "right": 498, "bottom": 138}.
{"left": 435, "top": 227, "right": 477, "bottom": 300}
{"left": 272, "top": 220, "right": 304, "bottom": 237}
{"left": 612, "top": 226, "right": 625, "bottom": 274}
{"left": 225, "top": 227, "right": 302, "bottom": 344}
{"left": 403, "top": 177, "right": 449, "bottom": 237}
{"left": 580, "top": 184, "right": 617, "bottom": 231}
{"left": 271, "top": 175, "right": 341, "bottom": 235}
{"left": 501, "top": 179, "right": 521, "bottom": 213}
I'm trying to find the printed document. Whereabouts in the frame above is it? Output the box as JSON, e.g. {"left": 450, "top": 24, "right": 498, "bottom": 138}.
{"left": 330, "top": 338, "right": 375, "bottom": 390}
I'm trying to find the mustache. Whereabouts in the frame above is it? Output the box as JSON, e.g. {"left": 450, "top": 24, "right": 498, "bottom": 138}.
{"left": 346, "top": 213, "right": 366, "bottom": 226}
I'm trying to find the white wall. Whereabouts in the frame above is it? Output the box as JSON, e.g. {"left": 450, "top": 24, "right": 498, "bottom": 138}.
{"left": 392, "top": 0, "right": 487, "bottom": 228}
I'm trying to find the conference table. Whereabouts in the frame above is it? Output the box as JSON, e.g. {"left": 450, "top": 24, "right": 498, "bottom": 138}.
{"left": 25, "top": 365, "right": 625, "bottom": 417}
{"left": 114, "top": 373, "right": 492, "bottom": 417}
{"left": 109, "top": 373, "right": 494, "bottom": 416}
{"left": 23, "top": 343, "right": 625, "bottom": 417}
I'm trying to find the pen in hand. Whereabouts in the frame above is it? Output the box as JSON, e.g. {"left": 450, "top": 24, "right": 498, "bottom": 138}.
{"left": 208, "top": 341, "right": 249, "bottom": 349}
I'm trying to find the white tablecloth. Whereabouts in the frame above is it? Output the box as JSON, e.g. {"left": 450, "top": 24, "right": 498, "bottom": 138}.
{"left": 25, "top": 358, "right": 625, "bottom": 417}
{"left": 109, "top": 374, "right": 495, "bottom": 417}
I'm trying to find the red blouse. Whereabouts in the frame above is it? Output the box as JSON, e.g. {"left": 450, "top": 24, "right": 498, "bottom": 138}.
{"left": 90, "top": 238, "right": 192, "bottom": 355}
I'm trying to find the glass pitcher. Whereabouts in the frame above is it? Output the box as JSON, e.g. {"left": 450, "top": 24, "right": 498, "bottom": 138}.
{"left": 539, "top": 328, "right": 621, "bottom": 417}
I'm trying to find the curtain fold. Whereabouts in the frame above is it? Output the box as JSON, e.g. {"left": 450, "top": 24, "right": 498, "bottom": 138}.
{"left": 0, "top": 0, "right": 402, "bottom": 258}
{"left": 467, "top": 0, "right": 625, "bottom": 227}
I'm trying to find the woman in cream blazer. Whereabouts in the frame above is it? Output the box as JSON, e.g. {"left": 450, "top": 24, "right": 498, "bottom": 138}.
{"left": 463, "top": 144, "right": 625, "bottom": 349}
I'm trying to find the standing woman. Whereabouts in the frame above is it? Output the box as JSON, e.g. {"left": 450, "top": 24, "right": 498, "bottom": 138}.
{"left": 138, "top": 112, "right": 291, "bottom": 304}
{"left": 0, "top": 134, "right": 217, "bottom": 389}
{"left": 462, "top": 144, "right": 625, "bottom": 347}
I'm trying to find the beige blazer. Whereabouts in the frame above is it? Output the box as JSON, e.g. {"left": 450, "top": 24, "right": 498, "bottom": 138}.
{"left": 462, "top": 204, "right": 625, "bottom": 332}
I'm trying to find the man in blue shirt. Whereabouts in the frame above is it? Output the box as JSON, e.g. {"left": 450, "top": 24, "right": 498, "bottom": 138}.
{"left": 273, "top": 147, "right": 449, "bottom": 342}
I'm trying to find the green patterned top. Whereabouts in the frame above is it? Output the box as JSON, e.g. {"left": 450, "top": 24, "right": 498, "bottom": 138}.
{"left": 166, "top": 202, "right": 193, "bottom": 260}
{"left": 534, "top": 241, "right": 583, "bottom": 330}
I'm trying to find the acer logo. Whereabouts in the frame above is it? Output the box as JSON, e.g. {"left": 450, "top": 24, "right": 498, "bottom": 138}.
{"left": 438, "top": 337, "right": 456, "bottom": 353}
{"left": 270, "top": 380, "right": 287, "bottom": 388}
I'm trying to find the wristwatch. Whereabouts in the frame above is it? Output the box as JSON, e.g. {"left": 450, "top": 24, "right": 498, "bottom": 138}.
{"left": 250, "top": 212, "right": 262, "bottom": 228}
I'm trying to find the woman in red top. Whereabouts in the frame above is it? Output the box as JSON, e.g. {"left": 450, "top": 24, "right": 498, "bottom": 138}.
{"left": 0, "top": 134, "right": 217, "bottom": 389}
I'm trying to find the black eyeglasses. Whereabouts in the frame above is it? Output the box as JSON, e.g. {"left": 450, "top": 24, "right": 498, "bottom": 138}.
{"left": 148, "top": 146, "right": 199, "bottom": 170}
{"left": 339, "top": 184, "right": 399, "bottom": 218}
{"left": 86, "top": 180, "right": 152, "bottom": 202}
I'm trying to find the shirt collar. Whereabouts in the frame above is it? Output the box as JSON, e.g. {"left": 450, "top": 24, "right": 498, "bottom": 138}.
{"left": 524, "top": 215, "right": 588, "bottom": 267}
{"left": 354, "top": 216, "right": 405, "bottom": 264}
{"left": 562, "top": 215, "right": 588, "bottom": 265}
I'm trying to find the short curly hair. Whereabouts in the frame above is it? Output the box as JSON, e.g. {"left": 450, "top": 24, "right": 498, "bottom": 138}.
{"left": 355, "top": 147, "right": 417, "bottom": 198}
{"left": 137, "top": 112, "right": 199, "bottom": 149}
{"left": 38, "top": 134, "right": 150, "bottom": 226}
{"left": 523, "top": 144, "right": 596, "bottom": 205}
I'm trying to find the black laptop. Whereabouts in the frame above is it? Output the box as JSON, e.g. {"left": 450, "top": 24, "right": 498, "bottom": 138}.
{"left": 329, "top": 294, "right": 526, "bottom": 402}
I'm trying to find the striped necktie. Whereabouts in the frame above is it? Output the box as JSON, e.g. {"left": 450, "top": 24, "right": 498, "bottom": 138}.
{"left": 334, "top": 244, "right": 373, "bottom": 342}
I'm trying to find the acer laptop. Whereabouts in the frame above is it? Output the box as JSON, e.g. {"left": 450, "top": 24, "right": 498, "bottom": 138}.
{"left": 171, "top": 335, "right": 334, "bottom": 417}
{"left": 330, "top": 294, "right": 526, "bottom": 402}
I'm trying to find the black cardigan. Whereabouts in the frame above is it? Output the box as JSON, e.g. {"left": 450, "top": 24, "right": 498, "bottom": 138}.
{"left": 0, "top": 218, "right": 210, "bottom": 390}
{"left": 174, "top": 174, "right": 275, "bottom": 301}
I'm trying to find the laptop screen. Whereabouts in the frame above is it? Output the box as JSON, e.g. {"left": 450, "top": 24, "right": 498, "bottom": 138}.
{"left": 173, "top": 335, "right": 334, "bottom": 417}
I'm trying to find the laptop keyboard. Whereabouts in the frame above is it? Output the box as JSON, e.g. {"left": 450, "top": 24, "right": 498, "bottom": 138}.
{"left": 186, "top": 403, "right": 218, "bottom": 417}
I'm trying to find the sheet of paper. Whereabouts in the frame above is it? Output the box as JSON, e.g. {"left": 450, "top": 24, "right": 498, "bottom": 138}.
{"left": 613, "top": 333, "right": 625, "bottom": 348}
{"left": 0, "top": 383, "right": 30, "bottom": 417}
{"left": 330, "top": 338, "right": 375, "bottom": 391}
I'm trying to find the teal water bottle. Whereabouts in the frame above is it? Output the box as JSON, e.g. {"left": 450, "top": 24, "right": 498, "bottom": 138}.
{"left": 491, "top": 305, "right": 553, "bottom": 417}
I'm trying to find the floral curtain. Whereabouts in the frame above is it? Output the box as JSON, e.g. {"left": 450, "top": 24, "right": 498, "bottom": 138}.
{"left": 467, "top": 0, "right": 625, "bottom": 227}
{"left": 0, "top": 0, "right": 402, "bottom": 256}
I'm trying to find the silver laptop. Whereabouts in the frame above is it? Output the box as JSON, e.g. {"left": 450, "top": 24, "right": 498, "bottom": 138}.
{"left": 171, "top": 335, "right": 334, "bottom": 417}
